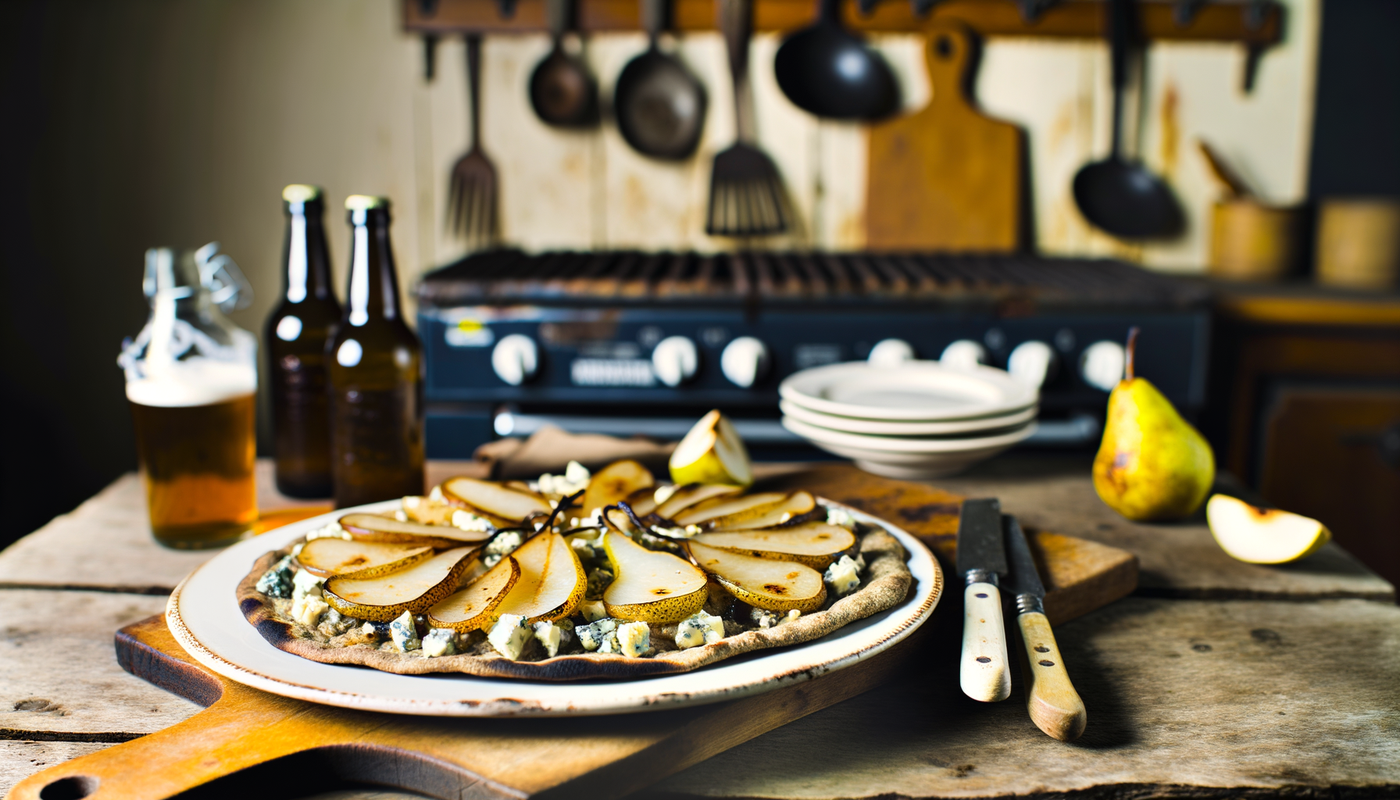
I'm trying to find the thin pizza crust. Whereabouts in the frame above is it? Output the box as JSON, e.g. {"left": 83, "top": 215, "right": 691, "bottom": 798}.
{"left": 237, "top": 528, "right": 912, "bottom": 681}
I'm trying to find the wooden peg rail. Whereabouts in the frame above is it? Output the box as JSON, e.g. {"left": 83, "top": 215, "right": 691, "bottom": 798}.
{"left": 403, "top": 0, "right": 1283, "bottom": 45}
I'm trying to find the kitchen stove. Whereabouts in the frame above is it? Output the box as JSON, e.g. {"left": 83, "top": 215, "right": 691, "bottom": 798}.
{"left": 416, "top": 250, "right": 1211, "bottom": 458}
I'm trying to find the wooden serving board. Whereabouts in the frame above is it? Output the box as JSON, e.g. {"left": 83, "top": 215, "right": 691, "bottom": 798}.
{"left": 7, "top": 467, "right": 1135, "bottom": 800}
{"left": 865, "top": 19, "right": 1026, "bottom": 252}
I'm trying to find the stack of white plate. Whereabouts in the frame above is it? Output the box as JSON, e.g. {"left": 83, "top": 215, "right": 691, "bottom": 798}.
{"left": 779, "top": 362, "right": 1038, "bottom": 480}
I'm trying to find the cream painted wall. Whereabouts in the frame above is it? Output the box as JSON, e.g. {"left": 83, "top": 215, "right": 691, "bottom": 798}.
{"left": 77, "top": 0, "right": 1318, "bottom": 338}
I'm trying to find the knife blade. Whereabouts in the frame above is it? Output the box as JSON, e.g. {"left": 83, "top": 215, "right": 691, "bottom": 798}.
{"left": 956, "top": 498, "right": 1011, "bottom": 702}
{"left": 1004, "top": 515, "right": 1087, "bottom": 741}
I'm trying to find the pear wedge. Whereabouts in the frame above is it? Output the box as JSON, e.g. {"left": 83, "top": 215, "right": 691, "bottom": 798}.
{"left": 582, "top": 460, "right": 655, "bottom": 516}
{"left": 673, "top": 492, "right": 788, "bottom": 527}
{"left": 427, "top": 555, "right": 522, "bottom": 631}
{"left": 602, "top": 530, "right": 708, "bottom": 623}
{"left": 340, "top": 513, "right": 494, "bottom": 548}
{"left": 1206, "top": 494, "right": 1332, "bottom": 564}
{"left": 493, "top": 532, "right": 587, "bottom": 623}
{"left": 686, "top": 541, "right": 827, "bottom": 612}
{"left": 680, "top": 491, "right": 818, "bottom": 531}
{"left": 692, "top": 522, "right": 856, "bottom": 568}
{"left": 669, "top": 409, "right": 753, "bottom": 487}
{"left": 442, "top": 477, "right": 552, "bottom": 523}
{"left": 323, "top": 547, "right": 479, "bottom": 622}
{"left": 296, "top": 538, "right": 434, "bottom": 579}
{"left": 654, "top": 483, "right": 744, "bottom": 521}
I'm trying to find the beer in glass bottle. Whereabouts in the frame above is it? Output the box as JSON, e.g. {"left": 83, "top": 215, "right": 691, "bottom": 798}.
{"left": 327, "top": 195, "right": 424, "bottom": 507}
{"left": 265, "top": 185, "right": 341, "bottom": 498}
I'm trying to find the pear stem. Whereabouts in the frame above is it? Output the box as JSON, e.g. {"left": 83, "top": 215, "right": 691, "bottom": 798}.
{"left": 1125, "top": 327, "right": 1140, "bottom": 381}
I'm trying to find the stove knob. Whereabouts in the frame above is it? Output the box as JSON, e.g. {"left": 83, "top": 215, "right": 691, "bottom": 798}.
{"left": 1008, "top": 340, "right": 1057, "bottom": 390}
{"left": 868, "top": 338, "right": 916, "bottom": 367}
{"left": 940, "top": 339, "right": 988, "bottom": 371}
{"left": 491, "top": 334, "right": 539, "bottom": 386}
{"left": 721, "top": 336, "right": 770, "bottom": 388}
{"left": 652, "top": 335, "right": 699, "bottom": 387}
{"left": 1080, "top": 340, "right": 1126, "bottom": 392}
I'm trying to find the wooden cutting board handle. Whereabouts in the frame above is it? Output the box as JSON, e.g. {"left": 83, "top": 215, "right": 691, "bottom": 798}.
{"left": 865, "top": 19, "right": 1026, "bottom": 252}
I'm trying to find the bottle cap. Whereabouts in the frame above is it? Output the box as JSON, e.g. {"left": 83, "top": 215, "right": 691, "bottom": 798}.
{"left": 345, "top": 195, "right": 390, "bottom": 211}
{"left": 282, "top": 184, "right": 323, "bottom": 205}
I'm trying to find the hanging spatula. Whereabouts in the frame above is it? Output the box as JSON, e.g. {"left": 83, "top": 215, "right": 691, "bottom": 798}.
{"left": 705, "top": 0, "right": 788, "bottom": 237}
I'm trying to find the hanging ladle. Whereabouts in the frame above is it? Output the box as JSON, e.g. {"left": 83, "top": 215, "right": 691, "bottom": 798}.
{"left": 528, "top": 0, "right": 599, "bottom": 127}
{"left": 613, "top": 0, "right": 708, "bottom": 159}
{"left": 1072, "top": 0, "right": 1183, "bottom": 239}
{"left": 774, "top": 0, "right": 898, "bottom": 120}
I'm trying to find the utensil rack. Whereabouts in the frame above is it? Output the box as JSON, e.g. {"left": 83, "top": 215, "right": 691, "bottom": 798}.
{"left": 404, "top": 0, "right": 1282, "bottom": 45}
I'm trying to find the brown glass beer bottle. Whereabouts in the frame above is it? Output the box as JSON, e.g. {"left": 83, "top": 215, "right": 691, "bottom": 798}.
{"left": 327, "top": 195, "right": 425, "bottom": 508}
{"left": 265, "top": 185, "right": 342, "bottom": 498}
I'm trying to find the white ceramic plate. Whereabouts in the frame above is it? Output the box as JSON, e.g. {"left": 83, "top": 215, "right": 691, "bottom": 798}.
{"left": 779, "top": 399, "right": 1038, "bottom": 437}
{"left": 782, "top": 417, "right": 1037, "bottom": 480}
{"left": 166, "top": 500, "right": 942, "bottom": 717}
{"left": 780, "top": 362, "right": 1037, "bottom": 422}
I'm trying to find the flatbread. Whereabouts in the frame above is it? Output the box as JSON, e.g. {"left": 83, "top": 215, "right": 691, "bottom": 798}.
{"left": 238, "top": 528, "right": 912, "bottom": 681}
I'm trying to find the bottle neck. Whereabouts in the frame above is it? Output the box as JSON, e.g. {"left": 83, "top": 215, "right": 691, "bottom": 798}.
{"left": 345, "top": 210, "right": 401, "bottom": 327}
{"left": 283, "top": 202, "right": 334, "bottom": 304}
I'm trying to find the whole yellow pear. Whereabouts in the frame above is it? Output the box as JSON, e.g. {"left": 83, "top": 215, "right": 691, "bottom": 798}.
{"left": 1092, "top": 329, "right": 1215, "bottom": 521}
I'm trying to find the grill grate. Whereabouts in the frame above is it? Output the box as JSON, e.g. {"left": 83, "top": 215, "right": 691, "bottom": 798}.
{"left": 418, "top": 250, "right": 1210, "bottom": 310}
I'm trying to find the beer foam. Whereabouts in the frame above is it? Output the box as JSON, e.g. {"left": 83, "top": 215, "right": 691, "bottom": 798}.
{"left": 126, "top": 359, "right": 257, "bottom": 408}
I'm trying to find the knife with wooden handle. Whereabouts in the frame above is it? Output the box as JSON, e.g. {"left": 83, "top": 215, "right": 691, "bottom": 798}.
{"left": 957, "top": 498, "right": 1011, "bottom": 702}
{"left": 1004, "top": 514, "right": 1087, "bottom": 741}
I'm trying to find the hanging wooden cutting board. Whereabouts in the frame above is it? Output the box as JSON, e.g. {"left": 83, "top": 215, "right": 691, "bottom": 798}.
{"left": 866, "top": 20, "right": 1026, "bottom": 252}
{"left": 8, "top": 467, "right": 1135, "bottom": 800}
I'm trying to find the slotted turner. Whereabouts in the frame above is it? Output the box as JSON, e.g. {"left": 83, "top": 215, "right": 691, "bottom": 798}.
{"left": 448, "top": 34, "right": 499, "bottom": 247}
{"left": 706, "top": 0, "right": 788, "bottom": 237}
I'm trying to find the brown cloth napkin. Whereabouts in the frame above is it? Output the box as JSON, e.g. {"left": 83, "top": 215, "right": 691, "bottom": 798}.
{"left": 472, "top": 425, "right": 676, "bottom": 480}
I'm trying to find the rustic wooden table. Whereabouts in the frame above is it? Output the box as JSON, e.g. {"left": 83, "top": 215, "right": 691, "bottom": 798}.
{"left": 3, "top": 455, "right": 1397, "bottom": 799}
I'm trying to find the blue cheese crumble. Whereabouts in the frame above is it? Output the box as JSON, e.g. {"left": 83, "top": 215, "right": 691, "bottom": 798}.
{"left": 533, "top": 621, "right": 564, "bottom": 657}
{"left": 422, "top": 628, "right": 457, "bottom": 658}
{"left": 255, "top": 556, "right": 295, "bottom": 598}
{"left": 389, "top": 611, "right": 421, "bottom": 652}
{"left": 452, "top": 509, "right": 495, "bottom": 533}
{"left": 305, "top": 521, "right": 352, "bottom": 542}
{"left": 578, "top": 600, "right": 608, "bottom": 622}
{"left": 824, "top": 554, "right": 864, "bottom": 596}
{"left": 750, "top": 608, "right": 802, "bottom": 629}
{"left": 652, "top": 484, "right": 680, "bottom": 505}
{"left": 675, "top": 611, "right": 726, "bottom": 649}
{"left": 607, "top": 621, "right": 651, "bottom": 657}
{"left": 575, "top": 618, "right": 618, "bottom": 651}
{"left": 488, "top": 614, "right": 531, "bottom": 660}
{"left": 482, "top": 530, "right": 524, "bottom": 568}
{"left": 538, "top": 460, "right": 591, "bottom": 496}
{"left": 291, "top": 593, "right": 328, "bottom": 627}
{"left": 826, "top": 506, "right": 857, "bottom": 530}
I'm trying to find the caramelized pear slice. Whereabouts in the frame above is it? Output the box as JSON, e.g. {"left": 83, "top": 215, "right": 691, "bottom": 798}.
{"left": 296, "top": 538, "right": 433, "bottom": 579}
{"left": 606, "top": 486, "right": 660, "bottom": 532}
{"left": 582, "top": 460, "right": 655, "bottom": 516}
{"left": 426, "top": 555, "right": 522, "bottom": 631}
{"left": 691, "top": 522, "right": 856, "bottom": 568}
{"left": 680, "top": 491, "right": 818, "bottom": 531}
{"left": 442, "top": 477, "right": 552, "bottom": 523}
{"left": 323, "top": 547, "right": 479, "bottom": 622}
{"left": 601, "top": 530, "right": 708, "bottom": 623}
{"left": 686, "top": 541, "right": 827, "bottom": 612}
{"left": 493, "top": 532, "right": 587, "bottom": 623}
{"left": 340, "top": 513, "right": 494, "bottom": 548}
{"left": 654, "top": 483, "right": 744, "bottom": 521}
{"left": 672, "top": 492, "right": 788, "bottom": 527}
{"left": 401, "top": 496, "right": 457, "bottom": 526}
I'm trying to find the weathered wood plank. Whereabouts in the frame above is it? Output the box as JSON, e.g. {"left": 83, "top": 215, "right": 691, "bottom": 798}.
{"left": 645, "top": 597, "right": 1400, "bottom": 799}
{"left": 0, "top": 591, "right": 200, "bottom": 739}
{"left": 0, "top": 743, "right": 109, "bottom": 798}
{"left": 930, "top": 454, "right": 1396, "bottom": 602}
{"left": 0, "top": 462, "right": 483, "bottom": 596}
